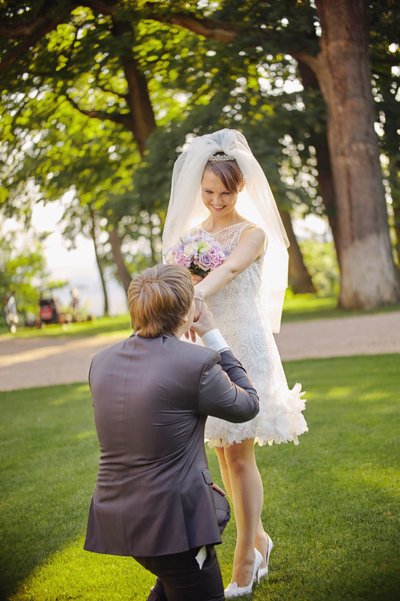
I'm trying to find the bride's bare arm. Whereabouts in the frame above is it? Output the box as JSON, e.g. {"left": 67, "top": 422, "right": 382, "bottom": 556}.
{"left": 195, "top": 226, "right": 266, "bottom": 298}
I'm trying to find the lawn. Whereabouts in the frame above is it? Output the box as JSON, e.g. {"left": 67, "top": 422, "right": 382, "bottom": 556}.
{"left": 0, "top": 314, "right": 131, "bottom": 339}
{"left": 2, "top": 295, "right": 400, "bottom": 339}
{"left": 281, "top": 293, "right": 400, "bottom": 322}
{"left": 0, "top": 355, "right": 399, "bottom": 601}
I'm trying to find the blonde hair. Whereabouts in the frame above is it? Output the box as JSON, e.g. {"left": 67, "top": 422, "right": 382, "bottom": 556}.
{"left": 128, "top": 264, "right": 194, "bottom": 337}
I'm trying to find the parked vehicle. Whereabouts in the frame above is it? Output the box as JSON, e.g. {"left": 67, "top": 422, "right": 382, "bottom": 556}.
{"left": 38, "top": 293, "right": 60, "bottom": 326}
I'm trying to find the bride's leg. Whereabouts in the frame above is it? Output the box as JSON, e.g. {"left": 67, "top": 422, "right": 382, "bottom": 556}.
{"left": 255, "top": 524, "right": 270, "bottom": 570}
{"left": 217, "top": 446, "right": 271, "bottom": 572}
{"left": 224, "top": 439, "right": 264, "bottom": 586}
{"left": 214, "top": 447, "right": 232, "bottom": 497}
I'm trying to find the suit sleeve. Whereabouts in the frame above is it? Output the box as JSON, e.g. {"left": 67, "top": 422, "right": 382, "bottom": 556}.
{"left": 198, "top": 349, "right": 259, "bottom": 422}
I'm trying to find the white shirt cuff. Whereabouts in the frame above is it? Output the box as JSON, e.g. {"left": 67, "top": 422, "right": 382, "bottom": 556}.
{"left": 201, "top": 329, "right": 230, "bottom": 353}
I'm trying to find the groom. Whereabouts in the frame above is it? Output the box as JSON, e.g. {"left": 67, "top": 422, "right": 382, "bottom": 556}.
{"left": 84, "top": 264, "right": 259, "bottom": 601}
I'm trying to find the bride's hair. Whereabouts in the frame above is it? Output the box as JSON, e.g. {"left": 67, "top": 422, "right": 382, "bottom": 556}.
{"left": 163, "top": 129, "right": 289, "bottom": 333}
{"left": 203, "top": 153, "right": 244, "bottom": 193}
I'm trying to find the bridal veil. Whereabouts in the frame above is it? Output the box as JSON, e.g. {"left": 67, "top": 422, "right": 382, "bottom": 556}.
{"left": 162, "top": 129, "right": 290, "bottom": 333}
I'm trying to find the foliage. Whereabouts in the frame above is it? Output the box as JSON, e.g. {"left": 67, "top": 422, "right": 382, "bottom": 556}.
{"left": 298, "top": 238, "right": 340, "bottom": 297}
{"left": 1, "top": 355, "right": 399, "bottom": 600}
{"left": 0, "top": 228, "right": 53, "bottom": 323}
{"left": 368, "top": 0, "right": 400, "bottom": 261}
{"left": 0, "top": 0, "right": 399, "bottom": 297}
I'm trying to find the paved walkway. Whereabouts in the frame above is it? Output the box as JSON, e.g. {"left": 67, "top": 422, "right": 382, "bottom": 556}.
{"left": 0, "top": 312, "right": 399, "bottom": 391}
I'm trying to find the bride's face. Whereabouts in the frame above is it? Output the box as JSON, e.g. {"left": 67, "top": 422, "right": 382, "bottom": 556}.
{"left": 201, "top": 170, "right": 239, "bottom": 217}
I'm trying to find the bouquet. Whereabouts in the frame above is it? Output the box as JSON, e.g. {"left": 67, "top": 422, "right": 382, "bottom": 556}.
{"left": 166, "top": 231, "right": 226, "bottom": 277}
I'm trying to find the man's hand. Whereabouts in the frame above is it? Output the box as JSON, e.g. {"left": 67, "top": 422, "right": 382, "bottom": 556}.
{"left": 192, "top": 300, "right": 216, "bottom": 337}
{"left": 211, "top": 483, "right": 227, "bottom": 497}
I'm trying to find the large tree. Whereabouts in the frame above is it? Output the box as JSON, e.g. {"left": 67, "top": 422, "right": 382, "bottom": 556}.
{"left": 1, "top": 0, "right": 399, "bottom": 307}
{"left": 1, "top": 0, "right": 313, "bottom": 294}
{"left": 308, "top": 0, "right": 399, "bottom": 307}
{"left": 0, "top": 0, "right": 171, "bottom": 293}
{"left": 148, "top": 0, "right": 400, "bottom": 308}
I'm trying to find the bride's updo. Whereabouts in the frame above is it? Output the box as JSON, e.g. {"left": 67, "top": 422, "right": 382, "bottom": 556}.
{"left": 203, "top": 152, "right": 244, "bottom": 193}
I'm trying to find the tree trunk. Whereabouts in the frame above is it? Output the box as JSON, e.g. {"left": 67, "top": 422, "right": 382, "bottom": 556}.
{"left": 390, "top": 157, "right": 400, "bottom": 266}
{"left": 312, "top": 132, "right": 341, "bottom": 266}
{"left": 280, "top": 209, "right": 316, "bottom": 294}
{"left": 297, "top": 61, "right": 341, "bottom": 266}
{"left": 112, "top": 18, "right": 157, "bottom": 154}
{"left": 108, "top": 227, "right": 132, "bottom": 292}
{"left": 88, "top": 205, "right": 109, "bottom": 317}
{"left": 313, "top": 0, "right": 400, "bottom": 308}
{"left": 122, "top": 57, "right": 157, "bottom": 154}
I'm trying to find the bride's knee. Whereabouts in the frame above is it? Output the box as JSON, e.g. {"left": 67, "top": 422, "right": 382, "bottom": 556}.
{"left": 226, "top": 454, "right": 249, "bottom": 475}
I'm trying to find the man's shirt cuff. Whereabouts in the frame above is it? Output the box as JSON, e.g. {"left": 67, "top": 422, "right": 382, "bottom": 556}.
{"left": 201, "top": 329, "right": 230, "bottom": 353}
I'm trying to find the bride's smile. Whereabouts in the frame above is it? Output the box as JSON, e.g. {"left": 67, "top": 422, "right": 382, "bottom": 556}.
{"left": 201, "top": 170, "right": 239, "bottom": 221}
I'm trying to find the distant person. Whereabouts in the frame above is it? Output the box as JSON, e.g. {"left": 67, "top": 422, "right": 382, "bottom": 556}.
{"left": 70, "top": 288, "right": 80, "bottom": 319}
{"left": 84, "top": 264, "right": 260, "bottom": 601}
{"left": 4, "top": 292, "right": 19, "bottom": 333}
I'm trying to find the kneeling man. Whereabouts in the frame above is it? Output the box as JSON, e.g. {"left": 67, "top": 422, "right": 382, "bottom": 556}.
{"left": 84, "top": 264, "right": 259, "bottom": 601}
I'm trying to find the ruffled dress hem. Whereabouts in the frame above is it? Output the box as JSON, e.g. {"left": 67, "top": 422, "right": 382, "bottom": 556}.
{"left": 205, "top": 383, "right": 308, "bottom": 448}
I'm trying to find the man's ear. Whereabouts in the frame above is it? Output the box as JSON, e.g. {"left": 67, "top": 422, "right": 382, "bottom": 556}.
{"left": 180, "top": 311, "right": 190, "bottom": 328}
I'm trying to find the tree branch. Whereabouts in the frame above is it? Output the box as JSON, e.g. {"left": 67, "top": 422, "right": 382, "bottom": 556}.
{"left": 147, "top": 11, "right": 237, "bottom": 43}
{"left": 292, "top": 50, "right": 322, "bottom": 77}
{"left": 0, "top": 0, "right": 118, "bottom": 39}
{"left": 148, "top": 7, "right": 319, "bottom": 68}
{"left": 0, "top": 0, "right": 73, "bottom": 72}
{"left": 97, "top": 81, "right": 126, "bottom": 99}
{"left": 82, "top": 0, "right": 118, "bottom": 16}
{"left": 0, "top": 0, "right": 119, "bottom": 72}
{"left": 0, "top": 0, "right": 57, "bottom": 38}
{"left": 63, "top": 90, "right": 131, "bottom": 128}
{"left": 0, "top": 18, "right": 66, "bottom": 71}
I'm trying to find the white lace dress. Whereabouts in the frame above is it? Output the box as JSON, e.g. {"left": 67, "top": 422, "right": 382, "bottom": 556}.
{"left": 200, "top": 222, "right": 308, "bottom": 448}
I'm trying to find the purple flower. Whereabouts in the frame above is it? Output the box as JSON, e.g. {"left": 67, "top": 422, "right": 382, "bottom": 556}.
{"left": 197, "top": 246, "right": 225, "bottom": 271}
{"left": 167, "top": 234, "right": 226, "bottom": 276}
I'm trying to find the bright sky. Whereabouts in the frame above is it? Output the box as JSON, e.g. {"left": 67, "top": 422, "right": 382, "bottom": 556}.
{"left": 30, "top": 202, "right": 127, "bottom": 316}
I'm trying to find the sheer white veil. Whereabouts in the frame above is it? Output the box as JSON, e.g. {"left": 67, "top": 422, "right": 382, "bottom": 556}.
{"left": 162, "top": 129, "right": 289, "bottom": 333}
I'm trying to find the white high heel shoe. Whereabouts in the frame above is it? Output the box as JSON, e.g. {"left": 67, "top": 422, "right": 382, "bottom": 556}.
{"left": 257, "top": 533, "right": 274, "bottom": 580}
{"left": 224, "top": 548, "right": 263, "bottom": 598}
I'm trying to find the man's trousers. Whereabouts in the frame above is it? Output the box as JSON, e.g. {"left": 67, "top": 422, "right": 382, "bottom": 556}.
{"left": 134, "top": 545, "right": 224, "bottom": 601}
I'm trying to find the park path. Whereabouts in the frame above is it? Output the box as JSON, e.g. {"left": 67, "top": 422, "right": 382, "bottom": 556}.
{"left": 0, "top": 312, "right": 399, "bottom": 391}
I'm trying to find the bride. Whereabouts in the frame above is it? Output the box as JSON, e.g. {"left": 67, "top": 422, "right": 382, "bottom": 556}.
{"left": 163, "top": 129, "right": 308, "bottom": 597}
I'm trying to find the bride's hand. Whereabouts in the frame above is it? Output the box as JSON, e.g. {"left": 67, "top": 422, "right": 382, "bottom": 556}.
{"left": 184, "top": 293, "right": 204, "bottom": 342}
{"left": 192, "top": 300, "right": 216, "bottom": 337}
{"left": 191, "top": 274, "right": 203, "bottom": 285}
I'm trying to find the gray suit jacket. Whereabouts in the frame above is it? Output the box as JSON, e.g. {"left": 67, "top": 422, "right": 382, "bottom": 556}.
{"left": 84, "top": 333, "right": 259, "bottom": 557}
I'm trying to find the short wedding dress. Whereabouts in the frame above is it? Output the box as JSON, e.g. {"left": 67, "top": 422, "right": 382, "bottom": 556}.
{"left": 201, "top": 222, "right": 308, "bottom": 448}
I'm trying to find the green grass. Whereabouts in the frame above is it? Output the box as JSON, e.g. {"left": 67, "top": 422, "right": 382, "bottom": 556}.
{"left": 0, "top": 314, "right": 131, "bottom": 339}
{"left": 281, "top": 293, "right": 400, "bottom": 322}
{"left": 2, "top": 295, "right": 399, "bottom": 340}
{"left": 1, "top": 355, "right": 399, "bottom": 600}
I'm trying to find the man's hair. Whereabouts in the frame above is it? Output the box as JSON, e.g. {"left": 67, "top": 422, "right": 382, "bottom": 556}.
{"left": 128, "top": 264, "right": 194, "bottom": 337}
{"left": 204, "top": 153, "right": 244, "bottom": 193}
